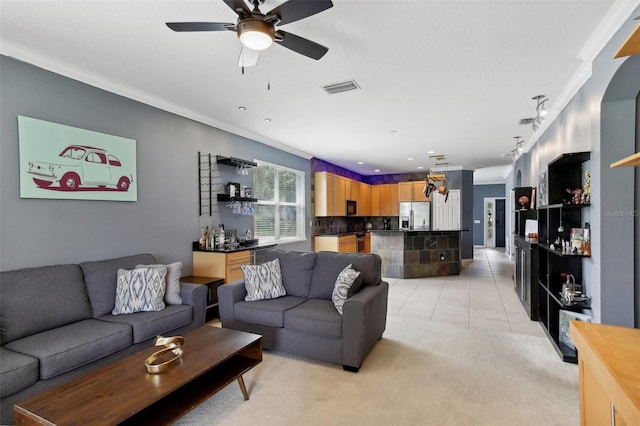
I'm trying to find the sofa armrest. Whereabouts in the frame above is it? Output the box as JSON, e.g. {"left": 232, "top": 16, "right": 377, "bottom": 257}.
{"left": 217, "top": 279, "right": 247, "bottom": 328}
{"left": 179, "top": 283, "right": 208, "bottom": 327}
{"left": 342, "top": 281, "right": 389, "bottom": 370}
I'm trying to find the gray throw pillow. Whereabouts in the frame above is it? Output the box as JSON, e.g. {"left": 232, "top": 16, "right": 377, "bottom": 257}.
{"left": 332, "top": 264, "right": 361, "bottom": 315}
{"left": 112, "top": 267, "right": 166, "bottom": 315}
{"left": 241, "top": 259, "right": 286, "bottom": 302}
{"left": 137, "top": 262, "right": 183, "bottom": 305}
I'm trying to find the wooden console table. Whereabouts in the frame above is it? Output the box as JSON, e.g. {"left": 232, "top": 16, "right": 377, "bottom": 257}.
{"left": 570, "top": 321, "right": 639, "bottom": 425}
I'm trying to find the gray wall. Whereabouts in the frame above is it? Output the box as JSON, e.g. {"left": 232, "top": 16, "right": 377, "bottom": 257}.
{"left": 0, "top": 56, "right": 312, "bottom": 273}
{"left": 505, "top": 8, "right": 640, "bottom": 326}
{"left": 473, "top": 184, "right": 506, "bottom": 246}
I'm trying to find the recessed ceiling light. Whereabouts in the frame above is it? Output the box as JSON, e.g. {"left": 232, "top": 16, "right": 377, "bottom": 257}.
{"left": 264, "top": 118, "right": 271, "bottom": 122}
{"left": 417, "top": 166, "right": 424, "bottom": 169}
{"left": 374, "top": 169, "right": 381, "bottom": 173}
{"left": 357, "top": 161, "right": 364, "bottom": 165}
{"left": 427, "top": 150, "right": 435, "bottom": 154}
{"left": 238, "top": 106, "right": 247, "bottom": 111}
{"left": 407, "top": 157, "right": 414, "bottom": 161}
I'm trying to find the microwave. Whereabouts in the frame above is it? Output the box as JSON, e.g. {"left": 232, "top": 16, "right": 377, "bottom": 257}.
{"left": 346, "top": 200, "right": 357, "bottom": 216}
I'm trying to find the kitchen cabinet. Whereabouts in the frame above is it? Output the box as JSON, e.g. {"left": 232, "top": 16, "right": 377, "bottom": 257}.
{"left": 314, "top": 235, "right": 357, "bottom": 253}
{"left": 570, "top": 322, "right": 640, "bottom": 426}
{"left": 334, "top": 175, "right": 347, "bottom": 216}
{"left": 398, "top": 181, "right": 429, "bottom": 202}
{"left": 370, "top": 184, "right": 398, "bottom": 216}
{"left": 193, "top": 250, "right": 251, "bottom": 283}
{"left": 537, "top": 151, "right": 591, "bottom": 363}
{"left": 359, "top": 182, "right": 371, "bottom": 216}
{"left": 432, "top": 190, "right": 460, "bottom": 230}
{"left": 315, "top": 172, "right": 347, "bottom": 216}
{"left": 315, "top": 172, "right": 370, "bottom": 217}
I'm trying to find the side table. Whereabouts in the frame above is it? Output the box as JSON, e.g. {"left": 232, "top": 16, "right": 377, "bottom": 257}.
{"left": 180, "top": 276, "right": 225, "bottom": 321}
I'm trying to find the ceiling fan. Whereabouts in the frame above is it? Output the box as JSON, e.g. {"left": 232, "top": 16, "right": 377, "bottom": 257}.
{"left": 166, "top": 0, "right": 333, "bottom": 68}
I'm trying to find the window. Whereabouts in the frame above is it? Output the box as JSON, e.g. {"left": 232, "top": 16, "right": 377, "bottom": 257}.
{"left": 253, "top": 160, "right": 305, "bottom": 243}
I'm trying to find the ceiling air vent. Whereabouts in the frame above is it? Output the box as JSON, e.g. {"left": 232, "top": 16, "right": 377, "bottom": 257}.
{"left": 322, "top": 80, "right": 360, "bottom": 95}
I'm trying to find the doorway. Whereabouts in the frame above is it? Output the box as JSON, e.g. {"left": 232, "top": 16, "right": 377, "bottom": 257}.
{"left": 484, "top": 197, "right": 506, "bottom": 248}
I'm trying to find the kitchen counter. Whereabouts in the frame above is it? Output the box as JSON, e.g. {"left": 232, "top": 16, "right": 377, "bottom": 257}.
{"left": 370, "top": 230, "right": 461, "bottom": 278}
{"left": 193, "top": 241, "right": 277, "bottom": 254}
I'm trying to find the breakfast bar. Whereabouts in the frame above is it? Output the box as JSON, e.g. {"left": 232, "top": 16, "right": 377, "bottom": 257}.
{"left": 370, "top": 230, "right": 461, "bottom": 278}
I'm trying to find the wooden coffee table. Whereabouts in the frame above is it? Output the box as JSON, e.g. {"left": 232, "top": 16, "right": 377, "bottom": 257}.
{"left": 14, "top": 326, "right": 262, "bottom": 425}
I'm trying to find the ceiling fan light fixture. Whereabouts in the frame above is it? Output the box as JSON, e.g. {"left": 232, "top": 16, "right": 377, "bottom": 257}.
{"left": 238, "top": 20, "right": 274, "bottom": 51}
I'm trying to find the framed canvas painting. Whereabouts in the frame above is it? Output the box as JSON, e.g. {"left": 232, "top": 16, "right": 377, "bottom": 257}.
{"left": 18, "top": 116, "right": 137, "bottom": 201}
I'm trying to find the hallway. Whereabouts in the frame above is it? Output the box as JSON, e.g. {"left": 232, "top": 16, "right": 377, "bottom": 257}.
{"left": 386, "top": 247, "right": 545, "bottom": 336}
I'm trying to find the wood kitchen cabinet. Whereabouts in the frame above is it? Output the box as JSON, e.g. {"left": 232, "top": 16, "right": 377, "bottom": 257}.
{"left": 315, "top": 172, "right": 363, "bottom": 217}
{"left": 193, "top": 250, "right": 251, "bottom": 283}
{"left": 570, "top": 322, "right": 640, "bottom": 426}
{"left": 314, "top": 235, "right": 357, "bottom": 253}
{"left": 398, "top": 181, "right": 429, "bottom": 202}
{"left": 359, "top": 183, "right": 371, "bottom": 216}
{"left": 315, "top": 172, "right": 346, "bottom": 216}
{"left": 371, "top": 184, "right": 398, "bottom": 216}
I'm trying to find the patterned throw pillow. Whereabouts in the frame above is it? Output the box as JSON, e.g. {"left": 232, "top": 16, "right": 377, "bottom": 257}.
{"left": 136, "top": 262, "right": 183, "bottom": 305}
{"left": 241, "top": 259, "right": 286, "bottom": 302}
{"left": 112, "top": 267, "right": 167, "bottom": 315}
{"left": 332, "top": 264, "right": 361, "bottom": 315}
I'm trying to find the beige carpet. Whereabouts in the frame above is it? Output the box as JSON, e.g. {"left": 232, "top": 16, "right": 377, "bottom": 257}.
{"left": 175, "top": 316, "right": 579, "bottom": 426}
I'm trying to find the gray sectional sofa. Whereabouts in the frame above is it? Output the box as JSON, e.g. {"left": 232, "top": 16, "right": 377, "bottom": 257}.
{"left": 0, "top": 253, "right": 207, "bottom": 424}
{"left": 218, "top": 249, "right": 389, "bottom": 372}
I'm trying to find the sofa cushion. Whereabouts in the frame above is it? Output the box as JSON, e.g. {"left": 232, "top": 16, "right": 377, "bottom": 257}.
{"left": 332, "top": 264, "right": 361, "bottom": 315}
{"left": 4, "top": 319, "right": 132, "bottom": 380}
{"left": 99, "top": 305, "right": 192, "bottom": 343}
{"left": 0, "top": 348, "right": 39, "bottom": 398}
{"left": 241, "top": 259, "right": 286, "bottom": 301}
{"left": 80, "top": 253, "right": 156, "bottom": 318}
{"left": 309, "top": 252, "right": 382, "bottom": 300}
{"left": 0, "top": 264, "right": 91, "bottom": 344}
{"left": 137, "top": 262, "right": 183, "bottom": 305}
{"left": 234, "top": 296, "right": 307, "bottom": 328}
{"left": 264, "top": 249, "right": 317, "bottom": 298}
{"left": 112, "top": 267, "right": 167, "bottom": 315}
{"left": 284, "top": 299, "right": 342, "bottom": 339}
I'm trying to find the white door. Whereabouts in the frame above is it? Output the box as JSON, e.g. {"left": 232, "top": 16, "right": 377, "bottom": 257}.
{"left": 432, "top": 190, "right": 460, "bottom": 230}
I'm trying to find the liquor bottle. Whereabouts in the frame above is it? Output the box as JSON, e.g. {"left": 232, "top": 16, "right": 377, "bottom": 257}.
{"left": 199, "top": 227, "right": 206, "bottom": 249}
{"left": 204, "top": 226, "right": 211, "bottom": 250}
{"left": 218, "top": 224, "right": 225, "bottom": 249}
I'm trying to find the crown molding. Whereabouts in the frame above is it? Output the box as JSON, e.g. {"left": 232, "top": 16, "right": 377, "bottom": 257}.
{"left": 522, "top": 0, "right": 639, "bottom": 154}
{"left": 0, "top": 41, "right": 314, "bottom": 160}
{"left": 578, "top": 0, "right": 640, "bottom": 62}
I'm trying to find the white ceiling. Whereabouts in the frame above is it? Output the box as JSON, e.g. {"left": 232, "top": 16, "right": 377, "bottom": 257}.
{"left": 0, "top": 0, "right": 625, "bottom": 182}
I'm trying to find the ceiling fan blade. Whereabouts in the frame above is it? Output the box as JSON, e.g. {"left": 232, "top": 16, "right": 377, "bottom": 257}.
{"left": 166, "top": 22, "right": 235, "bottom": 32}
{"left": 275, "top": 30, "right": 328, "bottom": 60}
{"left": 223, "top": 0, "right": 251, "bottom": 15}
{"left": 268, "top": 0, "right": 333, "bottom": 26}
{"left": 238, "top": 47, "right": 259, "bottom": 67}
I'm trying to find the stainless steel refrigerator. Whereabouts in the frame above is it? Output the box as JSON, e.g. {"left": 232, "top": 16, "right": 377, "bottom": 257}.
{"left": 399, "top": 202, "right": 431, "bottom": 230}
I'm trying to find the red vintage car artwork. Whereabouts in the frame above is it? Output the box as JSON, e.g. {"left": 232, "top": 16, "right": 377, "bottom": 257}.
{"left": 28, "top": 145, "right": 134, "bottom": 191}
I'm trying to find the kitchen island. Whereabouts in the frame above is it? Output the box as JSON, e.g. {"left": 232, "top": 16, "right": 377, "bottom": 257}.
{"left": 370, "top": 230, "right": 461, "bottom": 278}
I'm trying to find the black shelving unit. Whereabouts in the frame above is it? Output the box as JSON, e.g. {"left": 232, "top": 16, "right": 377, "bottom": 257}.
{"left": 512, "top": 186, "right": 538, "bottom": 321}
{"left": 537, "top": 152, "right": 591, "bottom": 363}
{"left": 217, "top": 194, "right": 258, "bottom": 203}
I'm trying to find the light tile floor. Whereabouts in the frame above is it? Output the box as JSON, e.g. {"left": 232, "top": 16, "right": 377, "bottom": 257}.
{"left": 385, "top": 247, "right": 546, "bottom": 337}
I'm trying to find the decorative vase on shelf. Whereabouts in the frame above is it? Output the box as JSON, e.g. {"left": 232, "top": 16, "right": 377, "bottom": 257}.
{"left": 518, "top": 195, "right": 529, "bottom": 209}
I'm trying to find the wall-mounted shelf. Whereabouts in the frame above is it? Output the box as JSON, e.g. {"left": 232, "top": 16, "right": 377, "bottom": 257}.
{"left": 217, "top": 194, "right": 257, "bottom": 203}
{"left": 610, "top": 152, "right": 640, "bottom": 168}
{"left": 216, "top": 156, "right": 257, "bottom": 168}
